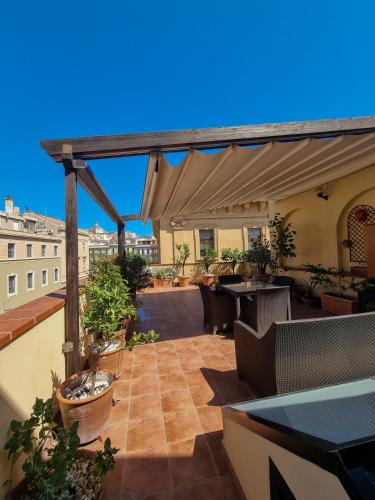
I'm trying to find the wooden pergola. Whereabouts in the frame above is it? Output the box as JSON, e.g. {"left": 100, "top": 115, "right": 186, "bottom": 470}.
{"left": 40, "top": 116, "right": 375, "bottom": 376}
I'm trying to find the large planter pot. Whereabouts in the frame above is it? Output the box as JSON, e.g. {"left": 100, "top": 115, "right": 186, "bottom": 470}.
{"left": 320, "top": 293, "right": 359, "bottom": 315}
{"left": 154, "top": 278, "right": 172, "bottom": 287}
{"left": 178, "top": 275, "right": 189, "bottom": 287}
{"left": 56, "top": 370, "right": 114, "bottom": 444}
{"left": 201, "top": 274, "right": 215, "bottom": 286}
{"left": 300, "top": 295, "right": 321, "bottom": 308}
{"left": 95, "top": 345, "right": 124, "bottom": 379}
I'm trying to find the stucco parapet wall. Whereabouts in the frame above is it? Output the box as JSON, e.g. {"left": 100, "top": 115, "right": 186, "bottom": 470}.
{"left": 0, "top": 289, "right": 66, "bottom": 349}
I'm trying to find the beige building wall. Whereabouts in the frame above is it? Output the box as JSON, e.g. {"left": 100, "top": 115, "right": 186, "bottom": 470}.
{"left": 0, "top": 308, "right": 65, "bottom": 496}
{"left": 156, "top": 204, "right": 268, "bottom": 269}
{"left": 269, "top": 162, "right": 375, "bottom": 275}
{"left": 0, "top": 230, "right": 62, "bottom": 312}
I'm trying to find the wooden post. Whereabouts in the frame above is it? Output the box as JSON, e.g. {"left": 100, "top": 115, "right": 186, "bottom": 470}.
{"left": 118, "top": 223, "right": 125, "bottom": 255}
{"left": 63, "top": 150, "right": 80, "bottom": 377}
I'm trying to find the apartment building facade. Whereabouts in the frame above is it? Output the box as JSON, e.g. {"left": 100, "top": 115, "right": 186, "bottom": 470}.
{"left": 0, "top": 196, "right": 89, "bottom": 311}
{"left": 0, "top": 228, "right": 62, "bottom": 312}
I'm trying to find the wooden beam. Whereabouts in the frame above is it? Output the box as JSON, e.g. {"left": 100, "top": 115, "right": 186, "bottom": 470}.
{"left": 41, "top": 116, "right": 375, "bottom": 161}
{"left": 74, "top": 162, "right": 124, "bottom": 225}
{"left": 118, "top": 223, "right": 125, "bottom": 255}
{"left": 121, "top": 213, "right": 140, "bottom": 221}
{"left": 63, "top": 153, "right": 80, "bottom": 377}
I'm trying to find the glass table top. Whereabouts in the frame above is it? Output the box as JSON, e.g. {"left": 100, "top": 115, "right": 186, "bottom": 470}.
{"left": 230, "top": 378, "right": 375, "bottom": 448}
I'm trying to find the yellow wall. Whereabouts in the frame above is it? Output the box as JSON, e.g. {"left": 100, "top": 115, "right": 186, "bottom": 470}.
{"left": 270, "top": 163, "right": 375, "bottom": 274}
{"left": 157, "top": 208, "right": 268, "bottom": 272}
{"left": 0, "top": 308, "right": 65, "bottom": 496}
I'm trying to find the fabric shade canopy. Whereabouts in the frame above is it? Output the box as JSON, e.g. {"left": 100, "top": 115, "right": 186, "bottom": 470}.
{"left": 141, "top": 132, "right": 375, "bottom": 222}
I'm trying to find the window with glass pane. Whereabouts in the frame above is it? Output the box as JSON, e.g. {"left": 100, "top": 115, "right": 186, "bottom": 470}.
{"left": 42, "top": 270, "right": 47, "bottom": 286}
{"left": 248, "top": 228, "right": 262, "bottom": 248}
{"left": 199, "top": 229, "right": 214, "bottom": 252}
{"left": 54, "top": 268, "right": 59, "bottom": 282}
{"left": 27, "top": 244, "right": 32, "bottom": 257}
{"left": 54, "top": 245, "right": 58, "bottom": 257}
{"left": 8, "top": 243, "right": 15, "bottom": 258}
{"left": 27, "top": 272, "right": 34, "bottom": 290}
{"left": 41, "top": 245, "right": 46, "bottom": 257}
{"left": 8, "top": 275, "right": 16, "bottom": 295}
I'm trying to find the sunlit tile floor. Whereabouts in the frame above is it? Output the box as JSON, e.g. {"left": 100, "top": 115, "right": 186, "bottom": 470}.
{"left": 83, "top": 285, "right": 328, "bottom": 499}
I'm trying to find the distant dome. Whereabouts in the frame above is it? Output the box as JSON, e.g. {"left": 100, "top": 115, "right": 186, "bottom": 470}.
{"left": 90, "top": 222, "right": 105, "bottom": 234}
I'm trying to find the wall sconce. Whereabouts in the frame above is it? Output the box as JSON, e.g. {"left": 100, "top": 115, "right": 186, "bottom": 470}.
{"left": 170, "top": 220, "right": 187, "bottom": 228}
{"left": 315, "top": 186, "right": 329, "bottom": 200}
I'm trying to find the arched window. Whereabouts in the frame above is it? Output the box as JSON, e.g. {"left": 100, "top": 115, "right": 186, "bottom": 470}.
{"left": 347, "top": 205, "right": 375, "bottom": 262}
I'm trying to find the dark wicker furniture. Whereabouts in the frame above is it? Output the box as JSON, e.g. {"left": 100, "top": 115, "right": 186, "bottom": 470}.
{"left": 198, "top": 284, "right": 236, "bottom": 334}
{"left": 235, "top": 312, "right": 375, "bottom": 397}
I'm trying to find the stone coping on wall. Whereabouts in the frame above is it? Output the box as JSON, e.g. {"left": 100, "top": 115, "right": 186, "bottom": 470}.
{"left": 0, "top": 289, "right": 67, "bottom": 350}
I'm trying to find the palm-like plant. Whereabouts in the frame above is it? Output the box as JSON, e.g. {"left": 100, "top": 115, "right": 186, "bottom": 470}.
{"left": 176, "top": 242, "right": 191, "bottom": 276}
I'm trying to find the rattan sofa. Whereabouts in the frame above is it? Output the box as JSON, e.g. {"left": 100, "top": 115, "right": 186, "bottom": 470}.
{"left": 198, "top": 283, "right": 236, "bottom": 334}
{"left": 235, "top": 312, "right": 375, "bottom": 397}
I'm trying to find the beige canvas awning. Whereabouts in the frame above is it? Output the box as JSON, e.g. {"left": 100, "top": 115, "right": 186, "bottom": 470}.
{"left": 140, "top": 132, "right": 375, "bottom": 222}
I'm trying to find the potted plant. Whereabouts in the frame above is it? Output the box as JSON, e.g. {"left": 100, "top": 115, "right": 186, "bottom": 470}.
{"left": 320, "top": 270, "right": 364, "bottom": 314}
{"left": 220, "top": 248, "right": 243, "bottom": 274}
{"left": 201, "top": 247, "right": 218, "bottom": 286}
{"left": 4, "top": 398, "right": 118, "bottom": 497}
{"left": 297, "top": 264, "right": 334, "bottom": 307}
{"left": 83, "top": 261, "right": 130, "bottom": 378}
{"left": 243, "top": 237, "right": 273, "bottom": 281}
{"left": 115, "top": 253, "right": 152, "bottom": 298}
{"left": 268, "top": 213, "right": 296, "bottom": 273}
{"left": 153, "top": 267, "right": 176, "bottom": 287}
{"left": 175, "top": 242, "right": 191, "bottom": 287}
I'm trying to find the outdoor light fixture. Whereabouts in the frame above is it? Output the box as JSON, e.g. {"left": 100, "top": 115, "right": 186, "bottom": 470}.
{"left": 170, "top": 220, "right": 186, "bottom": 228}
{"left": 315, "top": 186, "right": 329, "bottom": 200}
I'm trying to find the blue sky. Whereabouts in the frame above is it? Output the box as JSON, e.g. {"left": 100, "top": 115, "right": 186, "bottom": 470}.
{"left": 1, "top": 0, "right": 374, "bottom": 235}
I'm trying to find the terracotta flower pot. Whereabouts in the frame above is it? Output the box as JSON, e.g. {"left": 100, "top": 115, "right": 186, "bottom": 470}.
{"left": 178, "top": 275, "right": 189, "bottom": 287}
{"left": 56, "top": 370, "right": 114, "bottom": 444}
{"left": 94, "top": 345, "right": 124, "bottom": 379}
{"left": 320, "top": 293, "right": 359, "bottom": 315}
{"left": 201, "top": 274, "right": 214, "bottom": 286}
{"left": 154, "top": 278, "right": 162, "bottom": 287}
{"left": 161, "top": 278, "right": 172, "bottom": 287}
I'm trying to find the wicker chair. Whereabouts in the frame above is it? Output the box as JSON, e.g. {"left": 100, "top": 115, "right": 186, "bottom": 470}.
{"left": 239, "top": 287, "right": 291, "bottom": 334}
{"left": 198, "top": 283, "right": 236, "bottom": 334}
{"left": 235, "top": 312, "right": 375, "bottom": 397}
{"left": 218, "top": 274, "right": 243, "bottom": 285}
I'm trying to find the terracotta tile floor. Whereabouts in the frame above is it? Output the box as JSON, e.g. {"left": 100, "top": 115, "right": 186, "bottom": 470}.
{"left": 83, "top": 285, "right": 328, "bottom": 499}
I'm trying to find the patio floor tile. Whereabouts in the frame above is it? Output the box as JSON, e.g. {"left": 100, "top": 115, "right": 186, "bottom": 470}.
{"left": 161, "top": 389, "right": 195, "bottom": 414}
{"left": 163, "top": 410, "right": 202, "bottom": 443}
{"left": 126, "top": 416, "right": 165, "bottom": 452}
{"left": 129, "top": 393, "right": 163, "bottom": 421}
{"left": 167, "top": 437, "right": 217, "bottom": 488}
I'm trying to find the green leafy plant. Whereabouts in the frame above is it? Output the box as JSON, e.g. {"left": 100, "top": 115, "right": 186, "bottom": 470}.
{"left": 114, "top": 253, "right": 152, "bottom": 298}
{"left": 325, "top": 269, "right": 365, "bottom": 298}
{"left": 201, "top": 247, "right": 218, "bottom": 273}
{"left": 126, "top": 330, "right": 160, "bottom": 350}
{"left": 4, "top": 398, "right": 118, "bottom": 499}
{"left": 155, "top": 267, "right": 176, "bottom": 280}
{"left": 221, "top": 248, "right": 243, "bottom": 274}
{"left": 297, "top": 264, "right": 335, "bottom": 298}
{"left": 268, "top": 213, "right": 296, "bottom": 266}
{"left": 175, "top": 243, "right": 191, "bottom": 276}
{"left": 244, "top": 238, "right": 274, "bottom": 274}
{"left": 83, "top": 261, "right": 131, "bottom": 341}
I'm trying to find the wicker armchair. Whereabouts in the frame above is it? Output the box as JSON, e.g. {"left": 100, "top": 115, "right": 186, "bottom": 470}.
{"left": 239, "top": 287, "right": 291, "bottom": 334}
{"left": 235, "top": 312, "right": 375, "bottom": 397}
{"left": 198, "top": 283, "right": 236, "bottom": 334}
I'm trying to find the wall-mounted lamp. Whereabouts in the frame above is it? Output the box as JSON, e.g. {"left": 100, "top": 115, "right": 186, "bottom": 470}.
{"left": 315, "top": 186, "right": 329, "bottom": 201}
{"left": 170, "top": 220, "right": 187, "bottom": 228}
